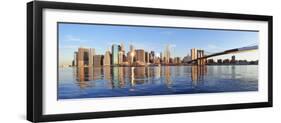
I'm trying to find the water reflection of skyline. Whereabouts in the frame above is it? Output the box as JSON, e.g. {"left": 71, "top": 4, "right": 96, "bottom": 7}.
{"left": 75, "top": 65, "right": 207, "bottom": 89}
{"left": 59, "top": 65, "right": 258, "bottom": 99}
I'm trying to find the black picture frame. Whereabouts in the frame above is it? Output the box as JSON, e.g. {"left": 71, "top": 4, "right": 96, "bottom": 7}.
{"left": 27, "top": 1, "right": 273, "bottom": 122}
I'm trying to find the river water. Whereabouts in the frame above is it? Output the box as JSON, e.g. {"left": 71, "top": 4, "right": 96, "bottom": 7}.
{"left": 58, "top": 65, "right": 258, "bottom": 99}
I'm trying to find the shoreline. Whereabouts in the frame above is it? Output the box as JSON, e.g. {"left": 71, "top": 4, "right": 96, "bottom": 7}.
{"left": 61, "top": 64, "right": 259, "bottom": 68}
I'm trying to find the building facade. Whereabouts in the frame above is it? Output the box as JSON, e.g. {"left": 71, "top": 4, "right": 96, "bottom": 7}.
{"left": 135, "top": 49, "right": 145, "bottom": 63}
{"left": 112, "top": 44, "right": 119, "bottom": 65}
{"left": 103, "top": 50, "right": 111, "bottom": 66}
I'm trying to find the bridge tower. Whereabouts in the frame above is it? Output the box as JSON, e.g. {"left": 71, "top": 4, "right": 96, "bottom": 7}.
{"left": 191, "top": 48, "right": 206, "bottom": 65}
{"left": 197, "top": 50, "right": 205, "bottom": 65}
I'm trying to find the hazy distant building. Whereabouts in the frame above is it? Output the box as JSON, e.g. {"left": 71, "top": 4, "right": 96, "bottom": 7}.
{"left": 183, "top": 54, "right": 191, "bottom": 63}
{"left": 135, "top": 49, "right": 145, "bottom": 63}
{"left": 174, "top": 57, "right": 181, "bottom": 64}
{"left": 120, "top": 43, "right": 125, "bottom": 51}
{"left": 217, "top": 59, "right": 222, "bottom": 64}
{"left": 93, "top": 55, "right": 104, "bottom": 67}
{"left": 231, "top": 55, "right": 236, "bottom": 64}
{"left": 164, "top": 44, "right": 171, "bottom": 64}
{"left": 73, "top": 52, "right": 78, "bottom": 66}
{"left": 207, "top": 59, "right": 215, "bottom": 64}
{"left": 223, "top": 59, "right": 230, "bottom": 64}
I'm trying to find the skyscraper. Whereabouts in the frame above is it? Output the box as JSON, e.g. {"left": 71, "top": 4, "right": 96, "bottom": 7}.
{"left": 145, "top": 52, "right": 149, "bottom": 63}
{"left": 128, "top": 44, "right": 135, "bottom": 65}
{"left": 103, "top": 49, "right": 111, "bottom": 66}
{"left": 112, "top": 44, "right": 119, "bottom": 65}
{"left": 73, "top": 52, "right": 78, "bottom": 66}
{"left": 150, "top": 51, "right": 155, "bottom": 63}
{"left": 191, "top": 48, "right": 197, "bottom": 60}
{"left": 88, "top": 48, "right": 95, "bottom": 67}
{"left": 164, "top": 44, "right": 171, "bottom": 64}
{"left": 130, "top": 44, "right": 134, "bottom": 52}
{"left": 118, "top": 42, "right": 126, "bottom": 64}
{"left": 121, "top": 43, "right": 125, "bottom": 52}
{"left": 78, "top": 47, "right": 90, "bottom": 67}
{"left": 118, "top": 51, "right": 124, "bottom": 64}
{"left": 135, "top": 49, "right": 145, "bottom": 63}
{"left": 93, "top": 55, "right": 104, "bottom": 67}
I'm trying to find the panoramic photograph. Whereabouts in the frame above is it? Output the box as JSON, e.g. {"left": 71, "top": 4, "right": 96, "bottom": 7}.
{"left": 58, "top": 22, "right": 259, "bottom": 100}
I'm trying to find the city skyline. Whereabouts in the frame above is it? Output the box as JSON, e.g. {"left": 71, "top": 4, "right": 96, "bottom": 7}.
{"left": 59, "top": 23, "right": 259, "bottom": 65}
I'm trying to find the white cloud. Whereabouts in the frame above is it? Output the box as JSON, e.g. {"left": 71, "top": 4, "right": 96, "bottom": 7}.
{"left": 59, "top": 45, "right": 78, "bottom": 49}
{"left": 64, "top": 35, "right": 88, "bottom": 42}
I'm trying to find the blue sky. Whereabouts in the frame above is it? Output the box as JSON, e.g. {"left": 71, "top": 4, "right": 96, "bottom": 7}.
{"left": 58, "top": 23, "right": 259, "bottom": 65}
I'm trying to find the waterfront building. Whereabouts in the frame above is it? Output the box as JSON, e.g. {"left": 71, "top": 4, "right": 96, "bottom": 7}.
{"left": 150, "top": 51, "right": 155, "bottom": 63}
{"left": 93, "top": 55, "right": 104, "bottom": 67}
{"left": 73, "top": 51, "right": 78, "bottom": 66}
{"left": 217, "top": 59, "right": 222, "bottom": 64}
{"left": 164, "top": 44, "right": 171, "bottom": 64}
{"left": 191, "top": 48, "right": 197, "bottom": 60}
{"left": 121, "top": 43, "right": 125, "bottom": 51}
{"left": 145, "top": 52, "right": 150, "bottom": 63}
{"left": 119, "top": 43, "right": 126, "bottom": 64}
{"left": 174, "top": 57, "right": 181, "bottom": 64}
{"left": 183, "top": 54, "right": 191, "bottom": 63}
{"left": 231, "top": 55, "right": 236, "bottom": 64}
{"left": 103, "top": 50, "right": 111, "bottom": 66}
{"left": 128, "top": 44, "right": 135, "bottom": 65}
{"left": 88, "top": 48, "right": 95, "bottom": 67}
{"left": 78, "top": 47, "right": 90, "bottom": 67}
{"left": 223, "top": 59, "right": 230, "bottom": 64}
{"left": 135, "top": 49, "right": 145, "bottom": 63}
{"left": 160, "top": 52, "right": 163, "bottom": 62}
{"left": 207, "top": 59, "right": 215, "bottom": 64}
{"left": 130, "top": 44, "right": 134, "bottom": 52}
{"left": 118, "top": 51, "right": 124, "bottom": 64}
{"left": 112, "top": 44, "right": 120, "bottom": 65}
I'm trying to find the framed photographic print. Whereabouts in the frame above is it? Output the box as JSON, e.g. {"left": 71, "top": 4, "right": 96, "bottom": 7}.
{"left": 27, "top": 1, "right": 273, "bottom": 122}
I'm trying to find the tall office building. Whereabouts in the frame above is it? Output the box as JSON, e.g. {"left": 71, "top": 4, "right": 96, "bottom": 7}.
{"left": 103, "top": 49, "right": 111, "bottom": 66}
{"left": 121, "top": 43, "right": 125, "bottom": 52}
{"left": 150, "top": 51, "right": 155, "bottom": 63}
{"left": 130, "top": 44, "right": 134, "bottom": 52}
{"left": 93, "top": 55, "right": 104, "bottom": 67}
{"left": 164, "top": 44, "right": 171, "bottom": 64}
{"left": 78, "top": 47, "right": 90, "bottom": 68}
{"left": 135, "top": 49, "right": 145, "bottom": 63}
{"left": 145, "top": 52, "right": 150, "bottom": 63}
{"left": 73, "top": 52, "right": 78, "bottom": 66}
{"left": 112, "top": 44, "right": 120, "bottom": 65}
{"left": 191, "top": 48, "right": 198, "bottom": 60}
{"left": 118, "top": 43, "right": 125, "bottom": 64}
{"left": 118, "top": 51, "right": 124, "bottom": 64}
{"left": 88, "top": 48, "right": 95, "bottom": 67}
{"left": 128, "top": 44, "right": 135, "bottom": 65}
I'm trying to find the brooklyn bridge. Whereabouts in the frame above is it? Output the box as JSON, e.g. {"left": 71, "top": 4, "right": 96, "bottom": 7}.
{"left": 188, "top": 45, "right": 258, "bottom": 65}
